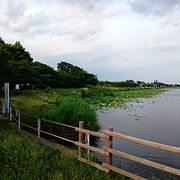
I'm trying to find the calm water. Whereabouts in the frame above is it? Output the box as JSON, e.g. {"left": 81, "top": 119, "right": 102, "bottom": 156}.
{"left": 96, "top": 89, "right": 180, "bottom": 179}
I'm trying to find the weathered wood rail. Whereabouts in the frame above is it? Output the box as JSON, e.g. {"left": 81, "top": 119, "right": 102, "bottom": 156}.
{"left": 7, "top": 103, "right": 180, "bottom": 180}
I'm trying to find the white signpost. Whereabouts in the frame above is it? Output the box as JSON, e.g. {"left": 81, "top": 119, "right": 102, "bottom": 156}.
{"left": 4, "top": 83, "right": 9, "bottom": 113}
{"left": 15, "top": 84, "right": 20, "bottom": 90}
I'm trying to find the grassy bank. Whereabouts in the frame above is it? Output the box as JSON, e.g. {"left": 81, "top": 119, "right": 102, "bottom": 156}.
{"left": 11, "top": 90, "right": 100, "bottom": 131}
{"left": 9, "top": 87, "right": 164, "bottom": 131}
{"left": 0, "top": 118, "right": 126, "bottom": 180}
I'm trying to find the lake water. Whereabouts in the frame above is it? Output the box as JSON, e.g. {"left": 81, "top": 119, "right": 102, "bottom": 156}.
{"left": 96, "top": 89, "right": 180, "bottom": 179}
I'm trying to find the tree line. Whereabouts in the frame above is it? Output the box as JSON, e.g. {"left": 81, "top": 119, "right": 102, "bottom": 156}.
{"left": 98, "top": 80, "right": 180, "bottom": 88}
{"left": 0, "top": 37, "right": 98, "bottom": 89}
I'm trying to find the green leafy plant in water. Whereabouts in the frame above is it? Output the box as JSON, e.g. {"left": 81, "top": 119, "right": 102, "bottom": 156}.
{"left": 84, "top": 88, "right": 164, "bottom": 109}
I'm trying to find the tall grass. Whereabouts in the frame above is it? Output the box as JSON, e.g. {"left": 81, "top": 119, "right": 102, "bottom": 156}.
{"left": 11, "top": 89, "right": 100, "bottom": 131}
{"left": 38, "top": 96, "right": 100, "bottom": 131}
{"left": 0, "top": 119, "right": 126, "bottom": 180}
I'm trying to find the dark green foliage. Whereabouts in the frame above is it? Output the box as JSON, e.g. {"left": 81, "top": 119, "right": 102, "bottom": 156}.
{"left": 0, "top": 89, "right": 22, "bottom": 98}
{"left": 0, "top": 37, "right": 98, "bottom": 89}
{"left": 32, "top": 62, "right": 63, "bottom": 88}
{"left": 38, "top": 96, "right": 100, "bottom": 131}
{"left": 57, "top": 62, "right": 98, "bottom": 88}
{"left": 98, "top": 80, "right": 139, "bottom": 87}
{"left": 0, "top": 38, "right": 33, "bottom": 87}
{"left": 10, "top": 41, "right": 33, "bottom": 62}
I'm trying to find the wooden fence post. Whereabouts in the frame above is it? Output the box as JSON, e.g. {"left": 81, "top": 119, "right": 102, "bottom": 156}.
{"left": 18, "top": 112, "right": 21, "bottom": 130}
{"left": 106, "top": 127, "right": 113, "bottom": 166}
{"left": 79, "top": 121, "right": 84, "bottom": 157}
{"left": 38, "top": 118, "right": 41, "bottom": 138}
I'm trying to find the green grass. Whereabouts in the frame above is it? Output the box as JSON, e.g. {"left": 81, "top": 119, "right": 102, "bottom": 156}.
{"left": 0, "top": 118, "right": 127, "bottom": 180}
{"left": 11, "top": 89, "right": 100, "bottom": 131}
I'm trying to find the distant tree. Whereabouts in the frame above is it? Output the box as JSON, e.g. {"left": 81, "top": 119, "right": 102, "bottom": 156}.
{"left": 57, "top": 62, "right": 98, "bottom": 88}
{"left": 98, "top": 80, "right": 139, "bottom": 87}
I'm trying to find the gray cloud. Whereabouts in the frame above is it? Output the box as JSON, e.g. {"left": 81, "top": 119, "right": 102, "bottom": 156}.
{"left": 129, "top": 0, "right": 180, "bottom": 16}
{"left": 36, "top": 0, "right": 106, "bottom": 10}
{"left": 6, "top": 0, "right": 25, "bottom": 17}
{"left": 0, "top": 2, "right": 52, "bottom": 36}
{"left": 0, "top": 0, "right": 105, "bottom": 40}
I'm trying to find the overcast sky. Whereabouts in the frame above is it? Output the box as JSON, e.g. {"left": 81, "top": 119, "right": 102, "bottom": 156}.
{"left": 0, "top": 0, "right": 180, "bottom": 83}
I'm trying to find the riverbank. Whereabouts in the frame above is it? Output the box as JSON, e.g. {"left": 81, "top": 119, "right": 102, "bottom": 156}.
{"left": 8, "top": 87, "right": 164, "bottom": 132}
{"left": 0, "top": 87, "right": 165, "bottom": 179}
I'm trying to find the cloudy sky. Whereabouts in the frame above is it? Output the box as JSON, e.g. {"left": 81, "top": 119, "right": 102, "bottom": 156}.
{"left": 0, "top": 0, "right": 180, "bottom": 83}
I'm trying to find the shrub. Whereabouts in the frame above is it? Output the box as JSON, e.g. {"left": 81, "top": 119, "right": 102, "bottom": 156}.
{"left": 39, "top": 97, "right": 100, "bottom": 131}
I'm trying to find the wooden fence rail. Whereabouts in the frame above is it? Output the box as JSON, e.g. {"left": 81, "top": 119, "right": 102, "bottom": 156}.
{"left": 7, "top": 103, "right": 180, "bottom": 180}
{"left": 103, "top": 130, "right": 180, "bottom": 154}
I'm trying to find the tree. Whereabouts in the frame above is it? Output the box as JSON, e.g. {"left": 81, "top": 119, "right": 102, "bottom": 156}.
{"left": 0, "top": 37, "right": 98, "bottom": 89}
{"left": 9, "top": 42, "right": 33, "bottom": 63}
{"left": 57, "top": 62, "right": 98, "bottom": 88}
{"left": 0, "top": 38, "right": 13, "bottom": 86}
{"left": 32, "top": 62, "right": 63, "bottom": 88}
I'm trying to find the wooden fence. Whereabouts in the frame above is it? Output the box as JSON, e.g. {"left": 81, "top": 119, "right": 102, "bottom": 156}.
{"left": 7, "top": 103, "right": 180, "bottom": 180}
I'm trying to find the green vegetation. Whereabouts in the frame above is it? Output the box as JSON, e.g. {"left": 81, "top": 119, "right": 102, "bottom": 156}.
{"left": 84, "top": 87, "right": 164, "bottom": 108}
{"left": 57, "top": 61, "right": 98, "bottom": 88}
{"left": 11, "top": 89, "right": 100, "bottom": 131}
{"left": 0, "top": 118, "right": 126, "bottom": 180}
{"left": 0, "top": 37, "right": 98, "bottom": 89}
{"left": 38, "top": 96, "right": 100, "bottom": 131}
{"left": 9, "top": 87, "right": 164, "bottom": 132}
{"left": 99, "top": 80, "right": 139, "bottom": 87}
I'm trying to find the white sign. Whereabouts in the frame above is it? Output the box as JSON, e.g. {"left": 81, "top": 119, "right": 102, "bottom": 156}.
{"left": 4, "top": 83, "right": 9, "bottom": 113}
{"left": 15, "top": 84, "right": 20, "bottom": 90}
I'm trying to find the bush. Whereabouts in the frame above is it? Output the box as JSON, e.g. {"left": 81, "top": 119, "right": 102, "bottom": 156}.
{"left": 39, "top": 97, "right": 100, "bottom": 131}
{"left": 0, "top": 89, "right": 22, "bottom": 98}
{"left": 0, "top": 89, "right": 3, "bottom": 97}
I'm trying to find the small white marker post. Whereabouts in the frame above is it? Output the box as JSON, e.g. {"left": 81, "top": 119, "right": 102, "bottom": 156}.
{"left": 18, "top": 112, "right": 21, "bottom": 130}
{"left": 38, "top": 118, "right": 41, "bottom": 138}
{"left": 4, "top": 83, "right": 9, "bottom": 113}
{"left": 2, "top": 102, "right": 5, "bottom": 114}
{"left": 87, "top": 134, "right": 90, "bottom": 155}
{"left": 9, "top": 105, "right": 12, "bottom": 121}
